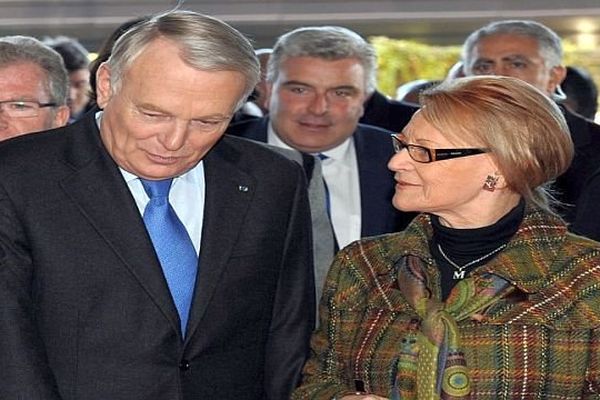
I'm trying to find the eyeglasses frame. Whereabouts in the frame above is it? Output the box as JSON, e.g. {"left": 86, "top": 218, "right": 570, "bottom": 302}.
{"left": 391, "top": 133, "right": 489, "bottom": 163}
{"left": 0, "top": 100, "right": 58, "bottom": 118}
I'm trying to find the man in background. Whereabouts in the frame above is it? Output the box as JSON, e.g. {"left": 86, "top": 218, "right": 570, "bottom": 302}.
{"left": 44, "top": 36, "right": 93, "bottom": 121}
{"left": 462, "top": 20, "right": 600, "bottom": 223}
{"left": 0, "top": 36, "right": 69, "bottom": 140}
{"left": 227, "top": 26, "right": 415, "bottom": 298}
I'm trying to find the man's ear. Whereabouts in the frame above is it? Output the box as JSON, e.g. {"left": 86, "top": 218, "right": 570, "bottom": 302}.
{"left": 547, "top": 65, "right": 567, "bottom": 95}
{"left": 95, "top": 62, "right": 113, "bottom": 109}
{"left": 53, "top": 105, "right": 70, "bottom": 128}
{"left": 264, "top": 82, "right": 273, "bottom": 110}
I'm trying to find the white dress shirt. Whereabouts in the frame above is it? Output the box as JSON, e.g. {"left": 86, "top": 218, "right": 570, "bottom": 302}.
{"left": 267, "top": 124, "right": 361, "bottom": 248}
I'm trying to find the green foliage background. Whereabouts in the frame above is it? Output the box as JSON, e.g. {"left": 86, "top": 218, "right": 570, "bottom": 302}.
{"left": 370, "top": 36, "right": 600, "bottom": 109}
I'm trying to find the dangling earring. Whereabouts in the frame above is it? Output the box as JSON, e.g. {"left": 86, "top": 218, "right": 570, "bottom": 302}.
{"left": 482, "top": 175, "right": 499, "bottom": 192}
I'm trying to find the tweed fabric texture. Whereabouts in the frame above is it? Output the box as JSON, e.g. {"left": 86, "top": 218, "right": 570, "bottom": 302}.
{"left": 293, "top": 204, "right": 600, "bottom": 399}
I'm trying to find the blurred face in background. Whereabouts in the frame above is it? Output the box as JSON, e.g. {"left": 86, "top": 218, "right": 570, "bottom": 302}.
{"left": 465, "top": 33, "right": 566, "bottom": 96}
{"left": 267, "top": 56, "right": 368, "bottom": 153}
{"left": 0, "top": 61, "right": 69, "bottom": 140}
{"left": 68, "top": 68, "right": 91, "bottom": 117}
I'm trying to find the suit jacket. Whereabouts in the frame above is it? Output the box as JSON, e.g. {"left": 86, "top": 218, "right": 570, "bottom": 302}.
{"left": 226, "top": 118, "right": 415, "bottom": 240}
{"left": 0, "top": 113, "right": 315, "bottom": 400}
{"left": 556, "top": 107, "right": 600, "bottom": 223}
{"left": 293, "top": 204, "right": 600, "bottom": 399}
{"left": 359, "top": 90, "right": 418, "bottom": 133}
{"left": 572, "top": 165, "right": 600, "bottom": 241}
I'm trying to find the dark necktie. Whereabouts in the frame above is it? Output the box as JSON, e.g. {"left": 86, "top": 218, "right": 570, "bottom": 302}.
{"left": 317, "top": 154, "right": 339, "bottom": 253}
{"left": 141, "top": 178, "right": 198, "bottom": 336}
{"left": 317, "top": 153, "right": 331, "bottom": 218}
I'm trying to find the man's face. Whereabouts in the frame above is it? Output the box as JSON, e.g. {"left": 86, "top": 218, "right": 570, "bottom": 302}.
{"left": 96, "top": 38, "right": 247, "bottom": 180}
{"left": 0, "top": 61, "right": 69, "bottom": 141}
{"left": 68, "top": 68, "right": 91, "bottom": 117}
{"left": 465, "top": 33, "right": 566, "bottom": 95}
{"left": 267, "top": 56, "right": 368, "bottom": 153}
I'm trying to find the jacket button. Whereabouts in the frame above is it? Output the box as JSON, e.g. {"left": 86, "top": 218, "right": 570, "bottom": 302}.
{"left": 179, "top": 360, "right": 190, "bottom": 371}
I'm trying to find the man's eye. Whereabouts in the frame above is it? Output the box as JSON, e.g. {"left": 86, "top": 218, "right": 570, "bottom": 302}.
{"left": 509, "top": 61, "right": 527, "bottom": 69}
{"left": 333, "top": 90, "right": 352, "bottom": 97}
{"left": 472, "top": 63, "right": 492, "bottom": 73}
{"left": 289, "top": 87, "right": 307, "bottom": 94}
{"left": 143, "top": 112, "right": 167, "bottom": 119}
{"left": 9, "top": 102, "right": 34, "bottom": 111}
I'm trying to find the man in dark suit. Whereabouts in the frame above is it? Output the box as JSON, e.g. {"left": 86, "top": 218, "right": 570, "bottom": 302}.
{"left": 227, "top": 26, "right": 415, "bottom": 298}
{"left": 462, "top": 19, "right": 600, "bottom": 224}
{"left": 360, "top": 89, "right": 418, "bottom": 133}
{"left": 0, "top": 11, "right": 314, "bottom": 400}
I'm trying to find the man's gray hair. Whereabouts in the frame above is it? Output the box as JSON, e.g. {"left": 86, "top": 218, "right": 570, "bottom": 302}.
{"left": 267, "top": 26, "right": 377, "bottom": 95}
{"left": 462, "top": 20, "right": 563, "bottom": 73}
{"left": 107, "top": 10, "right": 260, "bottom": 110}
{"left": 0, "top": 35, "right": 69, "bottom": 106}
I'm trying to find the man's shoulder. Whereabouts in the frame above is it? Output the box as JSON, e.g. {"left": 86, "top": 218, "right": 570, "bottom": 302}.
{"left": 353, "top": 123, "right": 395, "bottom": 151}
{"left": 564, "top": 107, "right": 600, "bottom": 146}
{"left": 225, "top": 117, "right": 268, "bottom": 141}
{"left": 215, "top": 134, "right": 301, "bottom": 173}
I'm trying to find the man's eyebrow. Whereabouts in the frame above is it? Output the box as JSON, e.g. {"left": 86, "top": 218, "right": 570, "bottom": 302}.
{"left": 281, "top": 80, "right": 311, "bottom": 87}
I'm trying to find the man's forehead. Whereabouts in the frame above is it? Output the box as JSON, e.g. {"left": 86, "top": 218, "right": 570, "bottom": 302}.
{"left": 475, "top": 33, "right": 541, "bottom": 53}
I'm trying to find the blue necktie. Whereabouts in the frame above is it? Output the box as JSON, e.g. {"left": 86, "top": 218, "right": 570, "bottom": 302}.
{"left": 141, "top": 178, "right": 198, "bottom": 336}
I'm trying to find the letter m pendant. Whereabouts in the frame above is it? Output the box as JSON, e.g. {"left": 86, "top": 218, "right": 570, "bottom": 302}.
{"left": 453, "top": 270, "right": 466, "bottom": 280}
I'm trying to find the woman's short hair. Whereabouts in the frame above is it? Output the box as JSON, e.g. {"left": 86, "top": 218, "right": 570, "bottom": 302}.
{"left": 419, "top": 75, "right": 573, "bottom": 213}
{"left": 267, "top": 26, "right": 377, "bottom": 95}
{"left": 106, "top": 10, "right": 260, "bottom": 110}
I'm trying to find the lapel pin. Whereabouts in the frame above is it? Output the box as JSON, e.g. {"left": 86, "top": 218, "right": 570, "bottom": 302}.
{"left": 238, "top": 185, "right": 249, "bottom": 192}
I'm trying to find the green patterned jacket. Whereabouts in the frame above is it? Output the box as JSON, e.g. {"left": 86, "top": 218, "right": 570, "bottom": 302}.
{"left": 293, "top": 204, "right": 600, "bottom": 399}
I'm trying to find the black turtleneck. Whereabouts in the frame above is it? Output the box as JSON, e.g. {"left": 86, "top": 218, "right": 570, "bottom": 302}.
{"left": 429, "top": 199, "right": 525, "bottom": 300}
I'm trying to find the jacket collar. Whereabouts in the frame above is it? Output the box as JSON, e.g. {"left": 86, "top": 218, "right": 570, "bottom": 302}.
{"left": 390, "top": 203, "right": 568, "bottom": 293}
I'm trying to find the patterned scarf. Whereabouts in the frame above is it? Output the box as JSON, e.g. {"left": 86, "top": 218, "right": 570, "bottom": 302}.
{"left": 391, "top": 255, "right": 515, "bottom": 400}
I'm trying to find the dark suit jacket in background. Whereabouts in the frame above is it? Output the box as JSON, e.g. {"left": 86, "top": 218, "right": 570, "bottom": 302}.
{"left": 359, "top": 90, "right": 418, "bottom": 133}
{"left": 556, "top": 106, "right": 600, "bottom": 224}
{"left": 0, "top": 113, "right": 315, "bottom": 400}
{"left": 226, "top": 117, "right": 415, "bottom": 239}
{"left": 572, "top": 165, "right": 600, "bottom": 241}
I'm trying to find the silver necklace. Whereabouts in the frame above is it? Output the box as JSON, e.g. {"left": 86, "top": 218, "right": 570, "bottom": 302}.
{"left": 437, "top": 243, "right": 507, "bottom": 280}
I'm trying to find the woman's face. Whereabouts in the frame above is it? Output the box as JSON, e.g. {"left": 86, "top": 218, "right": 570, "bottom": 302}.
{"left": 388, "top": 111, "right": 498, "bottom": 225}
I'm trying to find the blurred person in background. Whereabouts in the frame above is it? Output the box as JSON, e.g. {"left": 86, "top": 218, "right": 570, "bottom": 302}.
{"left": 462, "top": 19, "right": 600, "bottom": 224}
{"left": 395, "top": 79, "right": 440, "bottom": 105}
{"left": 293, "top": 75, "right": 600, "bottom": 400}
{"left": 227, "top": 25, "right": 416, "bottom": 301}
{"left": 44, "top": 36, "right": 92, "bottom": 121}
{"left": 0, "top": 35, "right": 69, "bottom": 140}
{"left": 562, "top": 65, "right": 598, "bottom": 121}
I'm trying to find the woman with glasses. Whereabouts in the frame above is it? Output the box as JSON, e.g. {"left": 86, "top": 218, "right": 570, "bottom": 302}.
{"left": 293, "top": 75, "right": 600, "bottom": 399}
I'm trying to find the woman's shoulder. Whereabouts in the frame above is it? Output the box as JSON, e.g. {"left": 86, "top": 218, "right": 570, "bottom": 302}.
{"left": 518, "top": 232, "right": 600, "bottom": 329}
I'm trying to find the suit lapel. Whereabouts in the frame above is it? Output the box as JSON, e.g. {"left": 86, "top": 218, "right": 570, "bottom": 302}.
{"left": 59, "top": 117, "right": 181, "bottom": 333}
{"left": 184, "top": 138, "right": 256, "bottom": 342}
{"left": 354, "top": 126, "right": 396, "bottom": 236}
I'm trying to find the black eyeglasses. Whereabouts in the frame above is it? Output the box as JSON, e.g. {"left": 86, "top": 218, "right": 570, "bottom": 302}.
{"left": 0, "top": 100, "right": 57, "bottom": 118}
{"left": 391, "top": 134, "right": 489, "bottom": 163}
